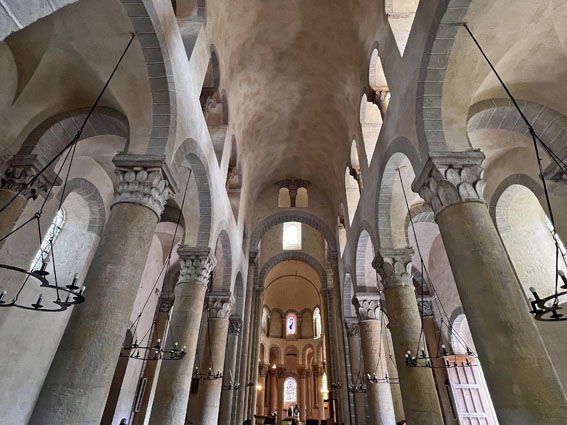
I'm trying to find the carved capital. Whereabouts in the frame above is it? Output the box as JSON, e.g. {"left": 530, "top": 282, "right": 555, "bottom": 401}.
{"left": 158, "top": 295, "right": 175, "bottom": 313}
{"left": 208, "top": 292, "right": 234, "bottom": 320}
{"left": 0, "top": 155, "right": 60, "bottom": 200}
{"left": 417, "top": 296, "right": 435, "bottom": 318}
{"left": 344, "top": 321, "right": 360, "bottom": 337}
{"left": 297, "top": 366, "right": 307, "bottom": 379}
{"left": 353, "top": 293, "right": 382, "bottom": 321}
{"left": 177, "top": 247, "right": 216, "bottom": 288}
{"left": 276, "top": 367, "right": 286, "bottom": 380}
{"left": 412, "top": 150, "right": 486, "bottom": 216}
{"left": 229, "top": 317, "right": 242, "bottom": 335}
{"left": 259, "top": 362, "right": 270, "bottom": 377}
{"left": 373, "top": 248, "right": 414, "bottom": 288}
{"left": 112, "top": 154, "right": 175, "bottom": 217}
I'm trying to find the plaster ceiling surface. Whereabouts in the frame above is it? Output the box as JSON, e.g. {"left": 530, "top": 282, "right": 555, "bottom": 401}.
{"left": 207, "top": 0, "right": 380, "bottom": 204}
{"left": 442, "top": 0, "right": 567, "bottom": 149}
{"left": 264, "top": 260, "right": 322, "bottom": 312}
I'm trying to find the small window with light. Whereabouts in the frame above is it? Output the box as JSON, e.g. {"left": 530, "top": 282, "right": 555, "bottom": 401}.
{"left": 286, "top": 313, "right": 297, "bottom": 336}
{"left": 283, "top": 222, "right": 301, "bottom": 250}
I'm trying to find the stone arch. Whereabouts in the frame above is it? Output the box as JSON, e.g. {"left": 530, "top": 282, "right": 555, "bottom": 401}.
{"left": 250, "top": 210, "right": 337, "bottom": 257}
{"left": 342, "top": 273, "right": 355, "bottom": 318}
{"left": 257, "top": 251, "right": 327, "bottom": 289}
{"left": 386, "top": 0, "right": 420, "bottom": 56}
{"left": 354, "top": 227, "right": 379, "bottom": 292}
{"left": 171, "top": 139, "right": 212, "bottom": 247}
{"left": 468, "top": 98, "right": 567, "bottom": 180}
{"left": 301, "top": 344, "right": 315, "bottom": 366}
{"left": 233, "top": 271, "right": 244, "bottom": 317}
{"left": 17, "top": 107, "right": 128, "bottom": 163}
{"left": 171, "top": 0, "right": 206, "bottom": 19}
{"left": 269, "top": 345, "right": 281, "bottom": 365}
{"left": 416, "top": 0, "right": 472, "bottom": 157}
{"left": 489, "top": 174, "right": 545, "bottom": 230}
{"left": 403, "top": 203, "right": 434, "bottom": 243}
{"left": 376, "top": 143, "right": 420, "bottom": 248}
{"left": 120, "top": 0, "right": 176, "bottom": 155}
{"left": 211, "top": 226, "right": 232, "bottom": 292}
{"left": 344, "top": 165, "right": 360, "bottom": 225}
{"left": 55, "top": 178, "right": 106, "bottom": 236}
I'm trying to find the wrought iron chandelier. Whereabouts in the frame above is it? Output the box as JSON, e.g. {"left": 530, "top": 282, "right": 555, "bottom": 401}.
{"left": 0, "top": 34, "right": 135, "bottom": 313}
{"left": 463, "top": 24, "right": 567, "bottom": 322}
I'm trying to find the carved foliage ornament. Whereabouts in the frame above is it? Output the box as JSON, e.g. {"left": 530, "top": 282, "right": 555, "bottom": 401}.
{"left": 373, "top": 249, "right": 414, "bottom": 288}
{"left": 208, "top": 294, "right": 234, "bottom": 320}
{"left": 0, "top": 155, "right": 58, "bottom": 200}
{"left": 412, "top": 151, "right": 486, "bottom": 216}
{"left": 178, "top": 250, "right": 216, "bottom": 288}
{"left": 345, "top": 321, "right": 360, "bottom": 337}
{"left": 114, "top": 166, "right": 171, "bottom": 217}
{"left": 353, "top": 295, "right": 381, "bottom": 321}
{"left": 229, "top": 317, "right": 242, "bottom": 335}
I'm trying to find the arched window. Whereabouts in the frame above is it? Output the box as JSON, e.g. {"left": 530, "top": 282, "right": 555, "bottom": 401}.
{"left": 278, "top": 187, "right": 291, "bottom": 208}
{"left": 296, "top": 187, "right": 308, "bottom": 207}
{"left": 286, "top": 312, "right": 297, "bottom": 336}
{"left": 31, "top": 209, "right": 65, "bottom": 271}
{"left": 283, "top": 222, "right": 301, "bottom": 250}
{"left": 284, "top": 377, "right": 297, "bottom": 403}
{"left": 313, "top": 307, "right": 322, "bottom": 339}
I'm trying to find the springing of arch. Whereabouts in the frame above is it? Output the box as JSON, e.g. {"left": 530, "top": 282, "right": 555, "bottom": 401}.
{"left": 468, "top": 99, "right": 567, "bottom": 180}
{"left": 386, "top": 0, "right": 420, "bottom": 55}
{"left": 55, "top": 178, "right": 106, "bottom": 235}
{"left": 354, "top": 228, "right": 379, "bottom": 292}
{"left": 416, "top": 0, "right": 472, "bottom": 157}
{"left": 16, "top": 107, "right": 128, "bottom": 163}
{"left": 345, "top": 166, "right": 360, "bottom": 225}
{"left": 171, "top": 138, "right": 212, "bottom": 247}
{"left": 120, "top": 0, "right": 176, "bottom": 155}
{"left": 211, "top": 226, "right": 232, "bottom": 292}
{"left": 249, "top": 210, "right": 338, "bottom": 257}
{"left": 376, "top": 141, "right": 421, "bottom": 248}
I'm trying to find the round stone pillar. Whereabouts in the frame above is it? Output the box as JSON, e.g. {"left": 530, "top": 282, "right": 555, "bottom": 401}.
{"left": 276, "top": 367, "right": 285, "bottom": 422}
{"left": 0, "top": 155, "right": 57, "bottom": 248}
{"left": 373, "top": 250, "right": 444, "bottom": 425}
{"left": 352, "top": 295, "right": 396, "bottom": 425}
{"left": 255, "top": 362, "right": 269, "bottom": 416}
{"left": 148, "top": 248, "right": 216, "bottom": 425}
{"left": 412, "top": 150, "right": 567, "bottom": 425}
{"left": 218, "top": 317, "right": 243, "bottom": 424}
{"left": 193, "top": 293, "right": 234, "bottom": 425}
{"left": 269, "top": 369, "right": 278, "bottom": 415}
{"left": 29, "top": 156, "right": 173, "bottom": 425}
{"left": 298, "top": 367, "right": 308, "bottom": 421}
{"left": 345, "top": 321, "right": 367, "bottom": 425}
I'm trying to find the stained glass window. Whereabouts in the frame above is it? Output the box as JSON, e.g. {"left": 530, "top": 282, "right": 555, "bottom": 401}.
{"left": 286, "top": 313, "right": 297, "bottom": 335}
{"left": 284, "top": 377, "right": 297, "bottom": 403}
{"left": 30, "top": 209, "right": 65, "bottom": 271}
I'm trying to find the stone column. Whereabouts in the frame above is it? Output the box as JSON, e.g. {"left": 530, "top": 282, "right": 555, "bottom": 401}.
{"left": 256, "top": 362, "right": 269, "bottom": 416}
{"left": 247, "top": 284, "right": 264, "bottom": 418}
{"left": 412, "top": 151, "right": 567, "bottom": 425}
{"left": 345, "top": 321, "right": 367, "bottom": 425}
{"left": 193, "top": 292, "right": 234, "bottom": 425}
{"left": 276, "top": 367, "right": 285, "bottom": 422}
{"left": 269, "top": 368, "right": 278, "bottom": 415}
{"left": 148, "top": 248, "right": 216, "bottom": 425}
{"left": 0, "top": 155, "right": 58, "bottom": 247}
{"left": 352, "top": 295, "right": 396, "bottom": 425}
{"left": 29, "top": 155, "right": 173, "bottom": 425}
{"left": 298, "top": 367, "right": 308, "bottom": 421}
{"left": 305, "top": 370, "right": 313, "bottom": 417}
{"left": 218, "top": 317, "right": 242, "bottom": 424}
{"left": 373, "top": 250, "right": 444, "bottom": 425}
{"left": 236, "top": 252, "right": 257, "bottom": 425}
